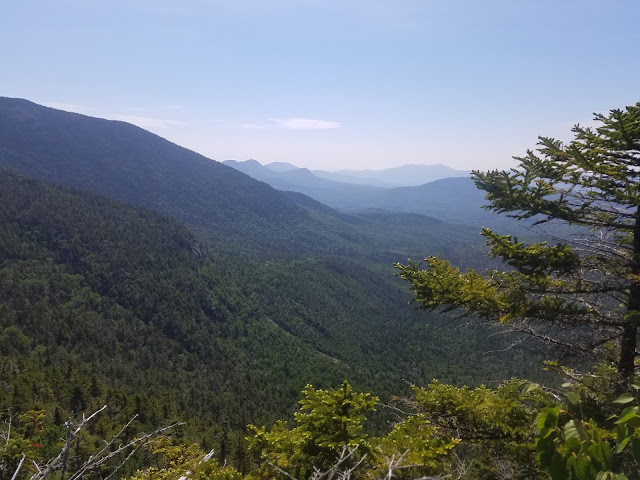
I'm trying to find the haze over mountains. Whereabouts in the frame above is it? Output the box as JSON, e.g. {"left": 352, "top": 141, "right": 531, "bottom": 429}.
{"left": 222, "top": 158, "right": 523, "bottom": 231}
{"left": 223, "top": 158, "right": 471, "bottom": 196}
{"left": 0, "top": 97, "right": 543, "bottom": 436}
{"left": 262, "top": 160, "right": 471, "bottom": 188}
{"left": 0, "top": 97, "right": 519, "bottom": 242}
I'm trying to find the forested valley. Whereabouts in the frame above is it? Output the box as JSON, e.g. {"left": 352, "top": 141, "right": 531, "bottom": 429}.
{"left": 1, "top": 98, "right": 639, "bottom": 479}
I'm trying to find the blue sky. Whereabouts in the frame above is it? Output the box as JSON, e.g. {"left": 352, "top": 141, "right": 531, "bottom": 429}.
{"left": 2, "top": 0, "right": 639, "bottom": 171}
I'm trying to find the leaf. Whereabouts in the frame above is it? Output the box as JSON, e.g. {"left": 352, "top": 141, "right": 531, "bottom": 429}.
{"left": 619, "top": 414, "right": 640, "bottom": 429}
{"left": 524, "top": 382, "right": 540, "bottom": 394}
{"left": 588, "top": 441, "right": 613, "bottom": 469}
{"left": 566, "top": 392, "right": 581, "bottom": 405}
{"left": 632, "top": 437, "right": 640, "bottom": 463}
{"left": 615, "top": 408, "right": 640, "bottom": 425}
{"left": 614, "top": 393, "right": 636, "bottom": 404}
{"left": 567, "top": 454, "right": 592, "bottom": 480}
{"left": 564, "top": 421, "right": 582, "bottom": 452}
{"left": 616, "top": 435, "right": 631, "bottom": 454}
{"left": 538, "top": 407, "right": 560, "bottom": 432}
{"left": 549, "top": 452, "right": 568, "bottom": 480}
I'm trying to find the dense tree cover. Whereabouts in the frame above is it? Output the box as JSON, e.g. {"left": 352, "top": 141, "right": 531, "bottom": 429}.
{"left": 8, "top": 375, "right": 640, "bottom": 480}
{"left": 6, "top": 97, "right": 629, "bottom": 478}
{"left": 397, "top": 102, "right": 640, "bottom": 386}
{"left": 395, "top": 103, "right": 640, "bottom": 478}
{"left": 0, "top": 97, "right": 549, "bottom": 392}
{"left": 0, "top": 97, "right": 549, "bottom": 393}
{"left": 0, "top": 170, "right": 352, "bottom": 449}
{"left": 1, "top": 381, "right": 460, "bottom": 480}
{"left": 0, "top": 97, "right": 528, "bottom": 263}
{"left": 0, "top": 168, "right": 545, "bottom": 461}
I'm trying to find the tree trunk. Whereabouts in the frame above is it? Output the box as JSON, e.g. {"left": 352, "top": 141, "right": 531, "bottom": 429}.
{"left": 619, "top": 208, "right": 640, "bottom": 390}
{"left": 619, "top": 322, "right": 637, "bottom": 389}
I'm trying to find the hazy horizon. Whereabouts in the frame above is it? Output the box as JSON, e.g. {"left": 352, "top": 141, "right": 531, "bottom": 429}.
{"left": 225, "top": 158, "right": 470, "bottom": 174}
{"left": 2, "top": 1, "right": 639, "bottom": 171}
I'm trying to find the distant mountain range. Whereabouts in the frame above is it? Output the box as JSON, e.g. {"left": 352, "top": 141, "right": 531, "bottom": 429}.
{"left": 0, "top": 96, "right": 513, "bottom": 248}
{"left": 223, "top": 159, "right": 524, "bottom": 233}
{"left": 311, "top": 163, "right": 470, "bottom": 188}
{"left": 227, "top": 159, "right": 470, "bottom": 189}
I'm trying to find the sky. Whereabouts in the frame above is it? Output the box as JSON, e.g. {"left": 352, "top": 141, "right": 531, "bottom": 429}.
{"left": 2, "top": 0, "right": 639, "bottom": 171}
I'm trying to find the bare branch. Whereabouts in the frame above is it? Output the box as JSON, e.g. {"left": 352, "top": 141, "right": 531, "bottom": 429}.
{"left": 176, "top": 449, "right": 215, "bottom": 480}
{"left": 10, "top": 454, "right": 25, "bottom": 480}
{"left": 68, "top": 422, "right": 183, "bottom": 480}
{"left": 29, "top": 405, "right": 182, "bottom": 480}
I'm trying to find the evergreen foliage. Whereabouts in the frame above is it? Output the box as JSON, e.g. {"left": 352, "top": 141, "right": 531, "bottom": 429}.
{"left": 247, "top": 381, "right": 457, "bottom": 479}
{"left": 0, "top": 169, "right": 349, "bottom": 442}
{"left": 0, "top": 167, "right": 541, "bottom": 459}
{"left": 8, "top": 98, "right": 640, "bottom": 478}
{"left": 397, "top": 102, "right": 640, "bottom": 386}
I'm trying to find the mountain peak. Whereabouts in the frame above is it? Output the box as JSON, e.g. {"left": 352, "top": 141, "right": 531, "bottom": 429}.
{"left": 264, "top": 161, "right": 300, "bottom": 172}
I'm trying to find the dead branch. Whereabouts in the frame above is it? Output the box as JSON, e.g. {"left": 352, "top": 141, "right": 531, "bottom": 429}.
{"left": 176, "top": 448, "right": 215, "bottom": 480}
{"left": 10, "top": 454, "right": 25, "bottom": 480}
{"left": 29, "top": 405, "right": 182, "bottom": 480}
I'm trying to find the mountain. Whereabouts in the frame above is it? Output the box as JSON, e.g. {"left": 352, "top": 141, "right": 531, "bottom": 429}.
{"left": 0, "top": 97, "right": 546, "bottom": 410}
{"left": 223, "top": 160, "right": 480, "bottom": 220}
{"left": 223, "top": 159, "right": 385, "bottom": 211}
{"left": 0, "top": 99, "right": 486, "bottom": 259}
{"left": 264, "top": 161, "right": 299, "bottom": 172}
{"left": 2, "top": 97, "right": 486, "bottom": 258}
{"left": 222, "top": 159, "right": 523, "bottom": 233}
{"left": 313, "top": 163, "right": 470, "bottom": 188}
{"left": 0, "top": 169, "right": 349, "bottom": 436}
{"left": 260, "top": 160, "right": 471, "bottom": 188}
{"left": 0, "top": 97, "right": 343, "bottom": 255}
{"left": 2, "top": 98, "right": 513, "bottom": 270}
{"left": 359, "top": 177, "right": 493, "bottom": 223}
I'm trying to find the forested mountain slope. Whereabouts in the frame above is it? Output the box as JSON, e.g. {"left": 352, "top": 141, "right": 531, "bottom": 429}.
{"left": 0, "top": 98, "right": 546, "bottom": 412}
{"left": 0, "top": 97, "right": 520, "bottom": 256}
{"left": 0, "top": 170, "right": 349, "bottom": 434}
{"left": 0, "top": 97, "right": 349, "bottom": 254}
{"left": 0, "top": 97, "right": 516, "bottom": 265}
{"left": 0, "top": 169, "right": 545, "bottom": 455}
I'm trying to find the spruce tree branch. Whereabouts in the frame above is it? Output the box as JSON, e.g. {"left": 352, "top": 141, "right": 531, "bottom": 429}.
{"left": 505, "top": 324, "right": 599, "bottom": 355}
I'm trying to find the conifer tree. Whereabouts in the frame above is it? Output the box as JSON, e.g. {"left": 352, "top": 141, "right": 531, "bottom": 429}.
{"left": 396, "top": 102, "right": 640, "bottom": 387}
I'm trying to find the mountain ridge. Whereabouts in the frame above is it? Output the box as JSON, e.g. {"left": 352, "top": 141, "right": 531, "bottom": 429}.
{"left": 0, "top": 97, "right": 545, "bottom": 397}
{"left": 0, "top": 97, "right": 348, "bottom": 254}
{"left": 222, "top": 158, "right": 515, "bottom": 231}
{"left": 314, "top": 162, "right": 470, "bottom": 188}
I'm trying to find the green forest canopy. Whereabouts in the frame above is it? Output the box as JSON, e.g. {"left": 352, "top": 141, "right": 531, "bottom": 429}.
{"left": 3, "top": 100, "right": 640, "bottom": 479}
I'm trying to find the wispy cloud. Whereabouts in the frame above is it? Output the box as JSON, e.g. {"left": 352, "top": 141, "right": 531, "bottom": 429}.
{"left": 166, "top": 105, "right": 184, "bottom": 111}
{"left": 240, "top": 123, "right": 267, "bottom": 129}
{"left": 110, "top": 114, "right": 186, "bottom": 129}
{"left": 270, "top": 118, "right": 342, "bottom": 130}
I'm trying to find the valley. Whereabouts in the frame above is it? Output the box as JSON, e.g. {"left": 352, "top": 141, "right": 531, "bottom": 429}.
{"left": 0, "top": 97, "right": 550, "bottom": 474}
